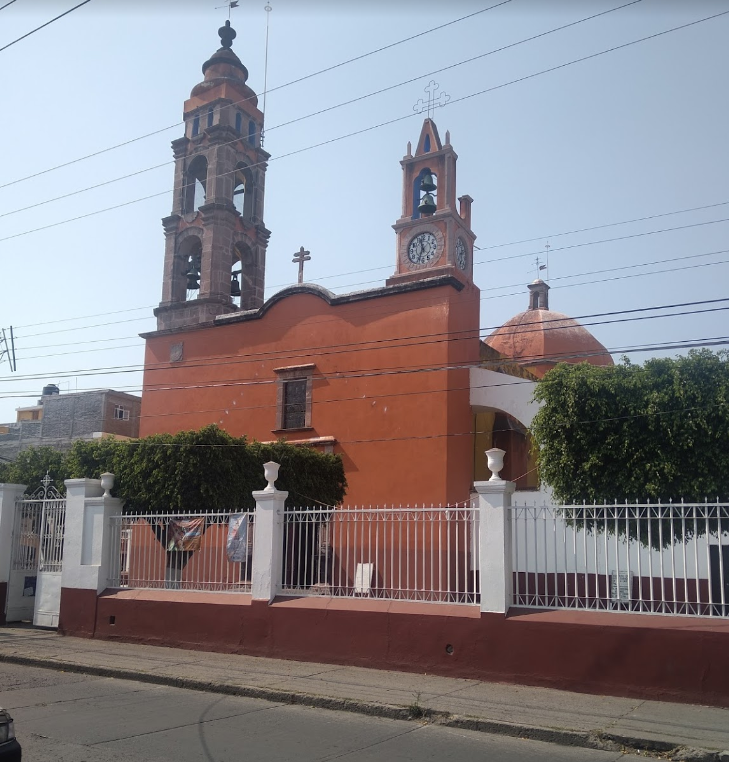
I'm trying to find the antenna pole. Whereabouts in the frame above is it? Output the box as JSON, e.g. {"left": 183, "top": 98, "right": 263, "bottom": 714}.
{"left": 261, "top": 3, "right": 272, "bottom": 145}
{"left": 9, "top": 325, "right": 16, "bottom": 372}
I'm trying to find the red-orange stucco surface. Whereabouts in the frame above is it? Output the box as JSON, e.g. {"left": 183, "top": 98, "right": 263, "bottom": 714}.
{"left": 140, "top": 278, "right": 481, "bottom": 506}
{"left": 59, "top": 587, "right": 729, "bottom": 708}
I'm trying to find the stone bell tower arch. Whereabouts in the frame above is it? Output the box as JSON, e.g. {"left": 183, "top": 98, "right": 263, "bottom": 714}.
{"left": 156, "top": 20, "right": 271, "bottom": 331}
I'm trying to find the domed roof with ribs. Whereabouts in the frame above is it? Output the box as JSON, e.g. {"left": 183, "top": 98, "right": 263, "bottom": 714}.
{"left": 485, "top": 280, "right": 613, "bottom": 378}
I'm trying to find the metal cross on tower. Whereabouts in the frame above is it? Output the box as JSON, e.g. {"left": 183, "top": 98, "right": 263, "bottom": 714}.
{"left": 292, "top": 246, "right": 311, "bottom": 284}
{"left": 413, "top": 80, "right": 451, "bottom": 119}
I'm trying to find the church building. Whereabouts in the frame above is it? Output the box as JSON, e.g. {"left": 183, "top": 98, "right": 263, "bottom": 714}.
{"left": 139, "top": 21, "right": 611, "bottom": 506}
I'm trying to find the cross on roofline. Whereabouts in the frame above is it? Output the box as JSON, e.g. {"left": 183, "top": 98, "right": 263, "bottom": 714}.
{"left": 413, "top": 80, "right": 451, "bottom": 120}
{"left": 292, "top": 246, "right": 311, "bottom": 284}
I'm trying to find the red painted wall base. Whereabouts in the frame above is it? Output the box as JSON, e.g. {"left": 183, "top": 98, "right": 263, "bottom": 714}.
{"left": 59, "top": 588, "right": 729, "bottom": 708}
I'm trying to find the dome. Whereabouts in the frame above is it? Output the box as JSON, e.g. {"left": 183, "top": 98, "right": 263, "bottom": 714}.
{"left": 485, "top": 280, "right": 613, "bottom": 378}
{"left": 190, "top": 21, "right": 258, "bottom": 106}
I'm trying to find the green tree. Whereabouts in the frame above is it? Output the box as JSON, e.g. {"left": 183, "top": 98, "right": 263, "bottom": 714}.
{"left": 0, "top": 446, "right": 69, "bottom": 493}
{"left": 66, "top": 424, "right": 347, "bottom": 513}
{"left": 531, "top": 350, "right": 729, "bottom": 503}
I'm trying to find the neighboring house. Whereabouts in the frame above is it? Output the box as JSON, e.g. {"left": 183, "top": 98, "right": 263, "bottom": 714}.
{"left": 138, "top": 22, "right": 611, "bottom": 506}
{"left": 0, "top": 385, "right": 140, "bottom": 462}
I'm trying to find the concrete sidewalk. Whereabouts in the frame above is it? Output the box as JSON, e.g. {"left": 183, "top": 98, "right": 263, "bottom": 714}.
{"left": 0, "top": 626, "right": 727, "bottom": 761}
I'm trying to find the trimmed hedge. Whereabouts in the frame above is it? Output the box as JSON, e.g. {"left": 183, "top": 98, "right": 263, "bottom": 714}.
{"left": 7, "top": 425, "right": 346, "bottom": 512}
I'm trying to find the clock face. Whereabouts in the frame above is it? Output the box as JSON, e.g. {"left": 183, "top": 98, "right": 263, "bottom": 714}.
{"left": 408, "top": 232, "right": 438, "bottom": 265}
{"left": 456, "top": 238, "right": 467, "bottom": 270}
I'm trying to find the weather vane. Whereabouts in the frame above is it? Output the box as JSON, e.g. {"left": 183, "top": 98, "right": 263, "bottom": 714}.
{"left": 534, "top": 255, "right": 547, "bottom": 279}
{"left": 413, "top": 80, "right": 450, "bottom": 120}
{"left": 215, "top": 0, "right": 239, "bottom": 20}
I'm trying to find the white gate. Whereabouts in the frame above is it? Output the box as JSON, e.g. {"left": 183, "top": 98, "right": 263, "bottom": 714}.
{"left": 6, "top": 476, "right": 66, "bottom": 627}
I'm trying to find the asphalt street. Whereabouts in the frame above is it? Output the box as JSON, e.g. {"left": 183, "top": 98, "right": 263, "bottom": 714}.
{"left": 0, "top": 662, "right": 648, "bottom": 762}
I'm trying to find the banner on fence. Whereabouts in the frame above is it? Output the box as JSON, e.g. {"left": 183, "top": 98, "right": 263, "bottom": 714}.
{"left": 227, "top": 513, "right": 249, "bottom": 563}
{"left": 166, "top": 517, "right": 204, "bottom": 552}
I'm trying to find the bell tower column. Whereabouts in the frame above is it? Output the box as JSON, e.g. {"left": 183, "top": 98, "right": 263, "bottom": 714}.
{"left": 155, "top": 21, "right": 271, "bottom": 332}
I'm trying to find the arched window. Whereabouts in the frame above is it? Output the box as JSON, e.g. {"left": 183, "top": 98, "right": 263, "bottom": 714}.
{"left": 235, "top": 112, "right": 243, "bottom": 134}
{"left": 178, "top": 236, "right": 202, "bottom": 302}
{"left": 248, "top": 120, "right": 256, "bottom": 145}
{"left": 411, "top": 168, "right": 436, "bottom": 220}
{"left": 424, "top": 134, "right": 431, "bottom": 153}
{"left": 233, "top": 175, "right": 245, "bottom": 215}
{"left": 207, "top": 107, "right": 214, "bottom": 128}
{"left": 183, "top": 156, "right": 208, "bottom": 215}
{"left": 233, "top": 163, "right": 253, "bottom": 219}
{"left": 192, "top": 115, "right": 200, "bottom": 137}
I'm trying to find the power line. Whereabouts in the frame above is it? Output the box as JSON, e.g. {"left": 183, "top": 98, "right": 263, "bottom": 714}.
{"left": 0, "top": 0, "right": 92, "bottom": 53}
{"left": 0, "top": 1, "right": 18, "bottom": 11}
{"left": 5, "top": 298, "right": 729, "bottom": 385}
{"left": 481, "top": 218, "right": 729, "bottom": 265}
{"left": 0, "top": 1, "right": 642, "bottom": 222}
{"left": 3, "top": 336, "right": 727, "bottom": 414}
{"left": 12, "top": 254, "right": 729, "bottom": 355}
{"left": 10, "top": 198, "right": 729, "bottom": 332}
{"left": 13, "top": 247, "right": 729, "bottom": 347}
{"left": 316, "top": 246, "right": 729, "bottom": 296}
{"left": 3, "top": 8, "right": 725, "bottom": 245}
{"left": 476, "top": 200, "right": 729, "bottom": 252}
{"left": 0, "top": 2, "right": 511, "bottom": 191}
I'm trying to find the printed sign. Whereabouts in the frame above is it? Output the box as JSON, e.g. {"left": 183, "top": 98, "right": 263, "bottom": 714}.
{"left": 610, "top": 570, "right": 631, "bottom": 601}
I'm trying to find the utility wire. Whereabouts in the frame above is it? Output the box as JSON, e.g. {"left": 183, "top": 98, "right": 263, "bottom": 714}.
{"left": 0, "top": 0, "right": 642, "bottom": 222}
{"left": 0, "top": 0, "right": 18, "bottom": 11}
{"left": 10, "top": 198, "right": 729, "bottom": 331}
{"left": 3, "top": 8, "right": 725, "bottom": 245}
{"left": 5, "top": 298, "right": 729, "bottom": 384}
{"left": 3, "top": 335, "right": 728, "bottom": 408}
{"left": 0, "top": 2, "right": 510, "bottom": 191}
{"left": 316, "top": 247, "right": 729, "bottom": 295}
{"left": 13, "top": 248, "right": 729, "bottom": 346}
{"left": 0, "top": 0, "right": 91, "bottom": 53}
{"left": 22, "top": 246, "right": 728, "bottom": 352}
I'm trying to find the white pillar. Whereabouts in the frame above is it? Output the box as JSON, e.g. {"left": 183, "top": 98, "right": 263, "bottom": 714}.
{"left": 251, "top": 461, "right": 287, "bottom": 603}
{"left": 0, "top": 483, "right": 27, "bottom": 612}
{"left": 475, "top": 478, "right": 516, "bottom": 614}
{"left": 62, "top": 478, "right": 123, "bottom": 594}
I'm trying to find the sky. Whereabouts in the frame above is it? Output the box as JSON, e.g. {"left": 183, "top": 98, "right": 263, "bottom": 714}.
{"left": 0, "top": 0, "right": 727, "bottom": 423}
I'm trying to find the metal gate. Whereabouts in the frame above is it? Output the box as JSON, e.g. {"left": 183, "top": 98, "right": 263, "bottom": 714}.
{"left": 6, "top": 476, "right": 66, "bottom": 627}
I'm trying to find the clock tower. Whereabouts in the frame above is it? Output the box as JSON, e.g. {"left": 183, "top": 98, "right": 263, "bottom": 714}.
{"left": 387, "top": 118, "right": 475, "bottom": 287}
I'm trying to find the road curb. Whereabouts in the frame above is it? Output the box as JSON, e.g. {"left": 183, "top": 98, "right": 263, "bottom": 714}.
{"left": 0, "top": 651, "right": 721, "bottom": 761}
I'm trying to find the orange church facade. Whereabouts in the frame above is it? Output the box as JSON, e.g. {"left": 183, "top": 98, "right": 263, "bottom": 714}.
{"left": 139, "top": 21, "right": 614, "bottom": 507}
{"left": 141, "top": 276, "right": 481, "bottom": 507}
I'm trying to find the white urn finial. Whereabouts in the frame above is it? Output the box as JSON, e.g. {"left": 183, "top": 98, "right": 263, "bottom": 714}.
{"left": 263, "top": 461, "right": 280, "bottom": 492}
{"left": 100, "top": 472, "right": 115, "bottom": 497}
{"left": 485, "top": 448, "right": 506, "bottom": 481}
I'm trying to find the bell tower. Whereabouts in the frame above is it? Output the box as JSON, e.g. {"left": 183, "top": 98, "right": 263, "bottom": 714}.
{"left": 388, "top": 119, "right": 475, "bottom": 287}
{"left": 156, "top": 21, "right": 271, "bottom": 331}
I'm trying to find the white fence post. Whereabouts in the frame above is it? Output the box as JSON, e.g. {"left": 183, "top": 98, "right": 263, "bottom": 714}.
{"left": 0, "top": 483, "right": 27, "bottom": 622}
{"left": 251, "top": 461, "right": 287, "bottom": 603}
{"left": 475, "top": 449, "right": 516, "bottom": 614}
{"left": 62, "top": 476, "right": 123, "bottom": 594}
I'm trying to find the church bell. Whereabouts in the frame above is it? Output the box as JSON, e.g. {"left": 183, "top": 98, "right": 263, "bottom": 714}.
{"left": 230, "top": 272, "right": 242, "bottom": 297}
{"left": 419, "top": 172, "right": 437, "bottom": 193}
{"left": 418, "top": 192, "right": 437, "bottom": 215}
{"left": 185, "top": 268, "right": 200, "bottom": 290}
